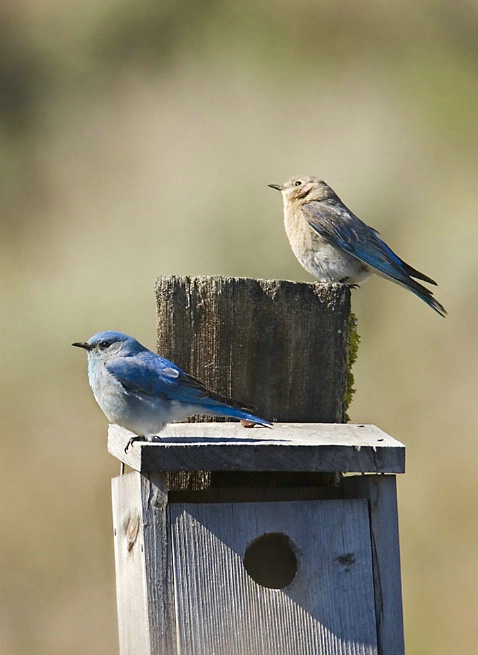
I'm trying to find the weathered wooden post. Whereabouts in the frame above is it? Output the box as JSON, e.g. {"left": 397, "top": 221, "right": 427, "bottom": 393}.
{"left": 109, "top": 276, "right": 405, "bottom": 655}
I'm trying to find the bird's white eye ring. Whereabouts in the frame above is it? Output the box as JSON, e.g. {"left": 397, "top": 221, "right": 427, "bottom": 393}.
{"left": 294, "top": 180, "right": 302, "bottom": 187}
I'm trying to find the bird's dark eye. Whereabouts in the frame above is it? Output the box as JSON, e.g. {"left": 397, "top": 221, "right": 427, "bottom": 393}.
{"left": 98, "top": 340, "right": 111, "bottom": 349}
{"left": 294, "top": 180, "right": 302, "bottom": 187}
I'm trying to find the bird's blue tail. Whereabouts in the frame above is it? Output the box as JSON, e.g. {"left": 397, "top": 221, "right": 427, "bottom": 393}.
{"left": 205, "top": 402, "right": 272, "bottom": 427}
{"left": 396, "top": 276, "right": 447, "bottom": 317}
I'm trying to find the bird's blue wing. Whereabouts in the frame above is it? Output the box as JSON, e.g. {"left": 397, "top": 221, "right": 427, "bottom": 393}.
{"left": 106, "top": 353, "right": 272, "bottom": 426}
{"left": 105, "top": 353, "right": 218, "bottom": 401}
{"left": 302, "top": 201, "right": 446, "bottom": 316}
{"left": 302, "top": 201, "right": 410, "bottom": 283}
{"left": 105, "top": 356, "right": 162, "bottom": 395}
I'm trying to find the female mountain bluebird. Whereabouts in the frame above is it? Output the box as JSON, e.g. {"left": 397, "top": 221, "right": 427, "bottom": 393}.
{"left": 73, "top": 331, "right": 271, "bottom": 451}
{"left": 269, "top": 176, "right": 446, "bottom": 316}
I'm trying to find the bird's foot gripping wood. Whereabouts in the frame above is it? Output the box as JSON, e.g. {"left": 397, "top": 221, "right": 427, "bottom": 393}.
{"left": 124, "top": 435, "right": 146, "bottom": 453}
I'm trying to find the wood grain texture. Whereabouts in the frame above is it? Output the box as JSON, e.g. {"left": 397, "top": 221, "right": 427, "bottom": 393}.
{"left": 108, "top": 423, "right": 405, "bottom": 474}
{"left": 155, "top": 277, "right": 351, "bottom": 423}
{"left": 112, "top": 472, "right": 177, "bottom": 655}
{"left": 171, "top": 499, "right": 378, "bottom": 655}
{"left": 342, "top": 475, "right": 404, "bottom": 655}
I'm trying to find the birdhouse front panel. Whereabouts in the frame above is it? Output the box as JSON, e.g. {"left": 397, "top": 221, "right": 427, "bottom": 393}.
{"left": 170, "top": 499, "right": 378, "bottom": 655}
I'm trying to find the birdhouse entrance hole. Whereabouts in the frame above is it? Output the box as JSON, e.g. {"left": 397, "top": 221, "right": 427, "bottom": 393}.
{"left": 243, "top": 532, "right": 298, "bottom": 589}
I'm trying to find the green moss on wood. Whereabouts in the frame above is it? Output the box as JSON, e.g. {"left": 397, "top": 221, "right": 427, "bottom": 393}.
{"left": 344, "top": 311, "right": 360, "bottom": 422}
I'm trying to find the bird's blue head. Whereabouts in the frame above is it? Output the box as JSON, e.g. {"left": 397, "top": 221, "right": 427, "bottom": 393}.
{"left": 72, "top": 331, "right": 145, "bottom": 360}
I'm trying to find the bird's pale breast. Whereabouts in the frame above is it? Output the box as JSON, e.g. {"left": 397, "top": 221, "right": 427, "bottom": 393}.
{"left": 284, "top": 204, "right": 371, "bottom": 283}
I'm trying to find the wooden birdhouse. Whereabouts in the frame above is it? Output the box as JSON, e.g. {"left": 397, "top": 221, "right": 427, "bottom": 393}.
{"left": 109, "top": 277, "right": 405, "bottom": 655}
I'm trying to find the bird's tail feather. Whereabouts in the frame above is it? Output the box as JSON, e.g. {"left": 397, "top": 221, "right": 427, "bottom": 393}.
{"left": 402, "top": 261, "right": 437, "bottom": 286}
{"left": 395, "top": 276, "right": 447, "bottom": 317}
{"left": 205, "top": 403, "right": 272, "bottom": 427}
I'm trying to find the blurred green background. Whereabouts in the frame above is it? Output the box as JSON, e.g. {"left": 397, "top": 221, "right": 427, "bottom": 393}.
{"left": 1, "top": 0, "right": 477, "bottom": 653}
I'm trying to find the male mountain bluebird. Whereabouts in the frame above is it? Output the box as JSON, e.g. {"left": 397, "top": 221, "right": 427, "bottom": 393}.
{"left": 269, "top": 176, "right": 446, "bottom": 316}
{"left": 73, "top": 331, "right": 271, "bottom": 451}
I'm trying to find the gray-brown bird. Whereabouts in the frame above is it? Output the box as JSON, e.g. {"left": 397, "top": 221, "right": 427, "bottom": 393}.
{"left": 269, "top": 175, "right": 446, "bottom": 316}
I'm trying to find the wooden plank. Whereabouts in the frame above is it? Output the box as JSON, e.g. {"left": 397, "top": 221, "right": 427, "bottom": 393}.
{"left": 112, "top": 472, "right": 177, "bottom": 655}
{"left": 112, "top": 472, "right": 151, "bottom": 655}
{"left": 108, "top": 423, "right": 405, "bottom": 474}
{"left": 342, "top": 476, "right": 404, "bottom": 655}
{"left": 171, "top": 499, "right": 378, "bottom": 655}
{"left": 155, "top": 277, "right": 351, "bottom": 423}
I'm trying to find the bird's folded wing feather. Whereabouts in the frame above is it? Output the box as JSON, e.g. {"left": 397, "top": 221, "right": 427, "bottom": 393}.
{"left": 105, "top": 354, "right": 212, "bottom": 401}
{"left": 302, "top": 201, "right": 409, "bottom": 282}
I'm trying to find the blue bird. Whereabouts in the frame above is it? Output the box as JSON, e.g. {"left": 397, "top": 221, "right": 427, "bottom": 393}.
{"left": 269, "top": 176, "right": 446, "bottom": 317}
{"left": 73, "top": 331, "right": 271, "bottom": 451}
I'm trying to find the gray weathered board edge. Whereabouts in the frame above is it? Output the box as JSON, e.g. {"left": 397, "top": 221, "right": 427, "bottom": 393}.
{"left": 112, "top": 471, "right": 177, "bottom": 655}
{"left": 342, "top": 475, "right": 405, "bottom": 655}
{"left": 108, "top": 423, "right": 405, "bottom": 474}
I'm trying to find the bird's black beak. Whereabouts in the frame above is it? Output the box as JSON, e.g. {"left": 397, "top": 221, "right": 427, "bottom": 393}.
{"left": 72, "top": 341, "right": 93, "bottom": 350}
{"left": 268, "top": 183, "right": 283, "bottom": 191}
